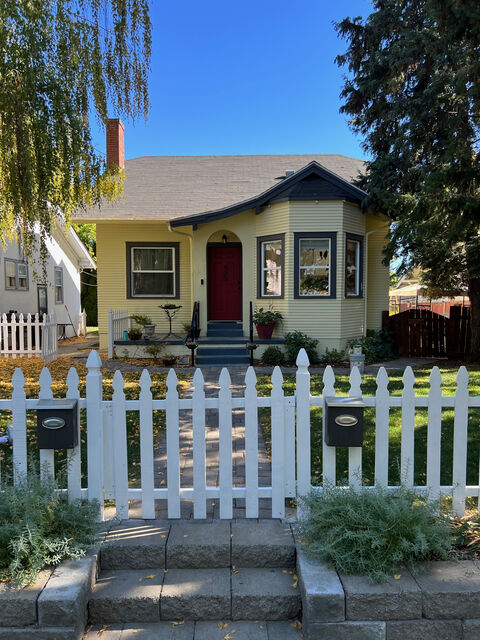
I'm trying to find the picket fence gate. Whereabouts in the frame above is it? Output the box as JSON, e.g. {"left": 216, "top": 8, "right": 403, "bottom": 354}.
{"left": 1, "top": 349, "right": 479, "bottom": 521}
{"left": 0, "top": 312, "right": 58, "bottom": 362}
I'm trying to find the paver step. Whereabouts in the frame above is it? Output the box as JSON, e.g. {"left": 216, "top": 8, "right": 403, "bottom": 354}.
{"left": 195, "top": 354, "right": 250, "bottom": 365}
{"left": 88, "top": 567, "right": 300, "bottom": 624}
{"left": 84, "top": 620, "right": 302, "bottom": 639}
{"left": 101, "top": 521, "right": 295, "bottom": 571}
{"left": 196, "top": 346, "right": 248, "bottom": 356}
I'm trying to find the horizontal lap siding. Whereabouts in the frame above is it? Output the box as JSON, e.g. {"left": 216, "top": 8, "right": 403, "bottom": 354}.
{"left": 340, "top": 203, "right": 366, "bottom": 343}
{"left": 97, "top": 222, "right": 192, "bottom": 350}
{"left": 366, "top": 215, "right": 389, "bottom": 331}
{"left": 254, "top": 202, "right": 290, "bottom": 322}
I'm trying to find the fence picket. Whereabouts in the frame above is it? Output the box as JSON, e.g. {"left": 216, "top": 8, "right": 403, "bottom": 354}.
{"left": 375, "top": 368, "right": 390, "bottom": 488}
{"left": 66, "top": 367, "right": 82, "bottom": 501}
{"left": 11, "top": 314, "right": 17, "bottom": 355}
{"left": 26, "top": 314, "right": 33, "bottom": 354}
{"left": 284, "top": 396, "right": 296, "bottom": 498}
{"left": 219, "top": 368, "right": 233, "bottom": 519}
{"left": 244, "top": 366, "right": 259, "bottom": 518}
{"left": 322, "top": 365, "right": 336, "bottom": 485}
{"left": 18, "top": 314, "right": 25, "bottom": 353}
{"left": 140, "top": 369, "right": 155, "bottom": 519}
{"left": 271, "top": 367, "right": 285, "bottom": 518}
{"left": 453, "top": 367, "right": 469, "bottom": 516}
{"left": 112, "top": 370, "right": 129, "bottom": 519}
{"left": 11, "top": 369, "right": 27, "bottom": 483}
{"left": 348, "top": 366, "right": 362, "bottom": 488}
{"left": 34, "top": 314, "right": 40, "bottom": 355}
{"left": 401, "top": 367, "right": 416, "bottom": 487}
{"left": 192, "top": 368, "right": 206, "bottom": 519}
{"left": 296, "top": 350, "right": 311, "bottom": 517}
{"left": 427, "top": 367, "right": 442, "bottom": 502}
{"left": 166, "top": 368, "right": 180, "bottom": 518}
{"left": 39, "top": 368, "right": 55, "bottom": 483}
{"left": 86, "top": 351, "right": 104, "bottom": 520}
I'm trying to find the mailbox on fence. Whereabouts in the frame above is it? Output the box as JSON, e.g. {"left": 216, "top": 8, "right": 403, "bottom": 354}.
{"left": 324, "top": 396, "right": 365, "bottom": 447}
{"left": 36, "top": 399, "right": 78, "bottom": 449}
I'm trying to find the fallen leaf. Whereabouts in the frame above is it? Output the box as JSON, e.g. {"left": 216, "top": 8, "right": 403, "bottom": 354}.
{"left": 218, "top": 621, "right": 223, "bottom": 629}
{"left": 172, "top": 620, "right": 185, "bottom": 626}
{"left": 161, "top": 534, "right": 166, "bottom": 539}
{"left": 144, "top": 574, "right": 156, "bottom": 580}
{"left": 394, "top": 574, "right": 402, "bottom": 580}
{"left": 184, "top": 534, "right": 189, "bottom": 538}
{"left": 98, "top": 626, "right": 109, "bottom": 637}
{"left": 160, "top": 479, "right": 166, "bottom": 485}
{"left": 164, "top": 569, "right": 168, "bottom": 574}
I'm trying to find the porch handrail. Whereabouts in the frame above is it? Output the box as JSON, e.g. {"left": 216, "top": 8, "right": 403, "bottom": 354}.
{"left": 185, "top": 301, "right": 200, "bottom": 366}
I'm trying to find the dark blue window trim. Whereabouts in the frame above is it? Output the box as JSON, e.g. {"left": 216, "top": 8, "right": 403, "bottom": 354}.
{"left": 345, "top": 233, "right": 364, "bottom": 298}
{"left": 293, "top": 232, "right": 337, "bottom": 299}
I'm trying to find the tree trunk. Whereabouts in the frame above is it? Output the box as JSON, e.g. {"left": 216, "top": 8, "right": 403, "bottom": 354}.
{"left": 468, "top": 277, "right": 480, "bottom": 362}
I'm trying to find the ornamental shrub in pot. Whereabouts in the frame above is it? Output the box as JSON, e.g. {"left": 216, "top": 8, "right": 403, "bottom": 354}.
{"left": 131, "top": 314, "right": 156, "bottom": 337}
{"left": 253, "top": 306, "right": 283, "bottom": 340}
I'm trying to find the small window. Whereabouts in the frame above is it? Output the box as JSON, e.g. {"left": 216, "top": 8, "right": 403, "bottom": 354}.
{"left": 345, "top": 234, "right": 363, "bottom": 297}
{"left": 54, "top": 267, "right": 64, "bottom": 304}
{"left": 4, "top": 259, "right": 28, "bottom": 291}
{"left": 5, "top": 260, "right": 16, "bottom": 289}
{"left": 257, "top": 234, "right": 284, "bottom": 298}
{"left": 126, "top": 243, "right": 180, "bottom": 299}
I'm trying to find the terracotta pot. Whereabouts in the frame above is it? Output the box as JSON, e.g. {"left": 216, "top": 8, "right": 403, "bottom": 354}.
{"left": 255, "top": 322, "right": 275, "bottom": 340}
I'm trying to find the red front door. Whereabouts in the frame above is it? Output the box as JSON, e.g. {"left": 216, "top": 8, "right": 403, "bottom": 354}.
{"left": 208, "top": 246, "right": 242, "bottom": 321}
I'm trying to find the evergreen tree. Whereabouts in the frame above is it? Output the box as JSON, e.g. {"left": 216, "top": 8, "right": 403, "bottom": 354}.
{"left": 0, "top": 1, "right": 151, "bottom": 265}
{"left": 336, "top": 0, "right": 480, "bottom": 360}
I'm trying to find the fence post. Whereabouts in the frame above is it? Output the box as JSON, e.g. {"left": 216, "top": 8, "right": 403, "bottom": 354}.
{"left": 271, "top": 366, "right": 285, "bottom": 518}
{"left": 108, "top": 309, "right": 113, "bottom": 359}
{"left": 348, "top": 366, "right": 362, "bottom": 489}
{"left": 66, "top": 367, "right": 82, "bottom": 501}
{"left": 11, "top": 369, "right": 27, "bottom": 484}
{"left": 86, "top": 350, "right": 104, "bottom": 520}
{"left": 39, "top": 368, "right": 55, "bottom": 483}
{"left": 296, "top": 348, "right": 310, "bottom": 516}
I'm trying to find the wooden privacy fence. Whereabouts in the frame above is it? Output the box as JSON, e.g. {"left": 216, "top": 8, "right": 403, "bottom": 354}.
{"left": 0, "top": 312, "right": 57, "bottom": 361}
{"left": 384, "top": 307, "right": 471, "bottom": 358}
{"left": 1, "top": 349, "right": 479, "bottom": 521}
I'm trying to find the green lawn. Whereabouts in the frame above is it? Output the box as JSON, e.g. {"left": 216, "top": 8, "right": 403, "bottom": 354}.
{"left": 0, "top": 356, "right": 190, "bottom": 485}
{"left": 256, "top": 366, "right": 480, "bottom": 489}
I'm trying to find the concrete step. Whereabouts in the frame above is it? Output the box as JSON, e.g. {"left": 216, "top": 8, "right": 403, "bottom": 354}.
{"left": 101, "top": 520, "right": 296, "bottom": 571}
{"left": 88, "top": 567, "right": 300, "bottom": 623}
{"left": 84, "top": 620, "right": 302, "bottom": 639}
{"left": 207, "top": 323, "right": 244, "bottom": 337}
{"left": 195, "top": 354, "right": 250, "bottom": 365}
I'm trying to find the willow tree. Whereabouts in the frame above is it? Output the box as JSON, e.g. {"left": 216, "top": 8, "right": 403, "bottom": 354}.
{"left": 0, "top": 0, "right": 151, "bottom": 264}
{"left": 336, "top": 1, "right": 480, "bottom": 360}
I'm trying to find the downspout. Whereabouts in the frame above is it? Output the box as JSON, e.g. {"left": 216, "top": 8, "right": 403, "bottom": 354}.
{"left": 363, "top": 224, "right": 390, "bottom": 337}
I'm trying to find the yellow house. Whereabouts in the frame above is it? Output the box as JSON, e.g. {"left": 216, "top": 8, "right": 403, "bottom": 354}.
{"left": 74, "top": 120, "right": 389, "bottom": 364}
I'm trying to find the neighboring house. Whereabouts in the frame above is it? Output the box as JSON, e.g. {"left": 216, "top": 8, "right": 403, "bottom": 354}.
{"left": 390, "top": 270, "right": 470, "bottom": 317}
{"left": 1, "top": 223, "right": 96, "bottom": 337}
{"left": 74, "top": 119, "right": 389, "bottom": 360}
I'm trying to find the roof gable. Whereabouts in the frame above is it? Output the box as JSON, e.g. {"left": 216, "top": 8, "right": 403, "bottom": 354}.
{"left": 170, "top": 161, "right": 367, "bottom": 228}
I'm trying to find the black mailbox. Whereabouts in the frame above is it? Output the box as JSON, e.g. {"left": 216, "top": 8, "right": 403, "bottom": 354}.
{"left": 324, "top": 396, "right": 365, "bottom": 447}
{"left": 36, "top": 399, "right": 78, "bottom": 449}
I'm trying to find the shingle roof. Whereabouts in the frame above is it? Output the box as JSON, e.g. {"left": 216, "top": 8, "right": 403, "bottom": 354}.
{"left": 73, "top": 154, "right": 365, "bottom": 221}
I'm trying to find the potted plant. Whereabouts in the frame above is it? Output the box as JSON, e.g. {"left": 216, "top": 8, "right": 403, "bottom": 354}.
{"left": 253, "top": 306, "right": 283, "bottom": 340}
{"left": 131, "top": 314, "right": 156, "bottom": 338}
{"left": 162, "top": 353, "right": 177, "bottom": 367}
{"left": 127, "top": 327, "right": 143, "bottom": 341}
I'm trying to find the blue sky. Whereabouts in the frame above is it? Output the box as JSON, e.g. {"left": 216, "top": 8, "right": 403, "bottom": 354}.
{"left": 92, "top": 0, "right": 373, "bottom": 160}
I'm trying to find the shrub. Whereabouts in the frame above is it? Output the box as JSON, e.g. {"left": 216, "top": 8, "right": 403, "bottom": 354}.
{"left": 284, "top": 331, "right": 320, "bottom": 364}
{"left": 144, "top": 343, "right": 165, "bottom": 363}
{"left": 127, "top": 328, "right": 142, "bottom": 340}
{"left": 322, "top": 348, "right": 346, "bottom": 366}
{"left": 297, "top": 484, "right": 452, "bottom": 582}
{"left": 346, "top": 329, "right": 397, "bottom": 363}
{"left": 261, "top": 346, "right": 286, "bottom": 366}
{"left": 0, "top": 471, "right": 100, "bottom": 586}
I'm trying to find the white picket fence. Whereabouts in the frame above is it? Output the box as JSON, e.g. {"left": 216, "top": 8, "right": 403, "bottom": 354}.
{"left": 0, "top": 312, "right": 58, "bottom": 361}
{"left": 108, "top": 308, "right": 130, "bottom": 358}
{"left": 1, "top": 349, "right": 479, "bottom": 521}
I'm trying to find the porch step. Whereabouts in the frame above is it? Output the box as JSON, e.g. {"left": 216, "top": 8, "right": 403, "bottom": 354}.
{"left": 207, "top": 322, "right": 244, "bottom": 338}
{"left": 196, "top": 354, "right": 250, "bottom": 366}
{"left": 196, "top": 343, "right": 250, "bottom": 365}
{"left": 88, "top": 567, "right": 300, "bottom": 623}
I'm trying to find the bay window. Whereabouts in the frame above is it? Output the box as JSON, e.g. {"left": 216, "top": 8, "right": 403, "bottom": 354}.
{"left": 257, "top": 234, "right": 284, "bottom": 298}
{"left": 345, "top": 233, "right": 363, "bottom": 297}
{"left": 294, "top": 232, "right": 337, "bottom": 299}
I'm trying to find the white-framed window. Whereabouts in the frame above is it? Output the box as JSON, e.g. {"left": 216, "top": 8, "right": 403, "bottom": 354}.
{"left": 345, "top": 234, "right": 363, "bottom": 297}
{"left": 54, "top": 266, "right": 64, "bottom": 304}
{"left": 130, "top": 245, "right": 176, "bottom": 297}
{"left": 4, "top": 258, "right": 28, "bottom": 291}
{"left": 257, "top": 234, "right": 284, "bottom": 297}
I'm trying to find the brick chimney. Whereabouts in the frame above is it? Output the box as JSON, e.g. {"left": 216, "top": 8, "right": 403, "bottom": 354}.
{"left": 106, "top": 118, "right": 125, "bottom": 169}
